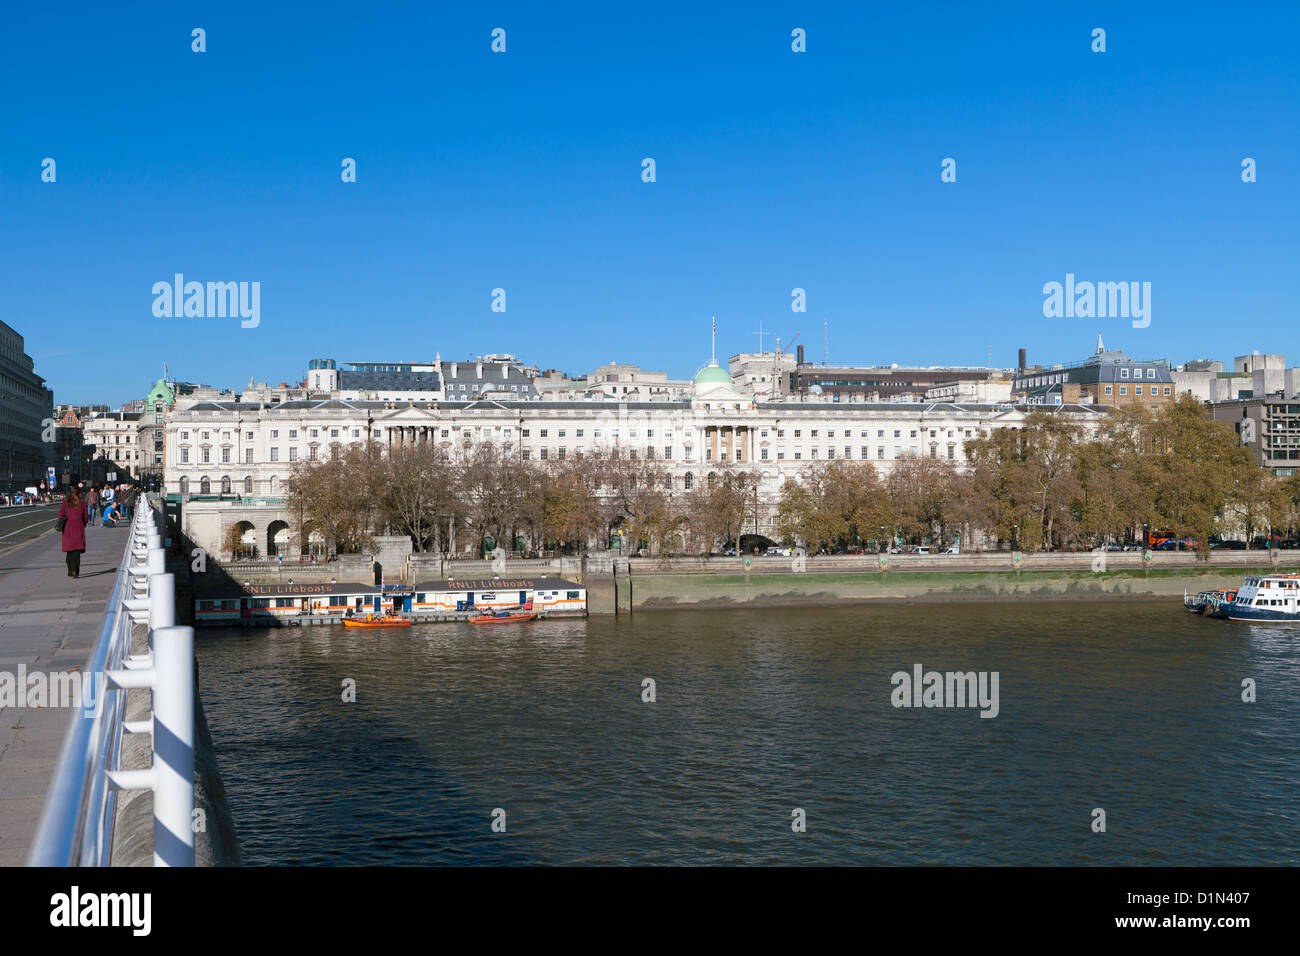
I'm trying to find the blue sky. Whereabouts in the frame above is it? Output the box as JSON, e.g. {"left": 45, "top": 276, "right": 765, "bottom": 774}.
{"left": 2, "top": 1, "right": 1297, "bottom": 405}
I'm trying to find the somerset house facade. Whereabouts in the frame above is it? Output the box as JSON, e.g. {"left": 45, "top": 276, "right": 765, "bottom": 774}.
{"left": 164, "top": 356, "right": 1111, "bottom": 559}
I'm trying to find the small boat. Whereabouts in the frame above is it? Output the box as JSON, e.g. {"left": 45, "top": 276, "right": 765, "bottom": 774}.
{"left": 1221, "top": 574, "right": 1300, "bottom": 622}
{"left": 343, "top": 614, "right": 412, "bottom": 628}
{"left": 1184, "top": 588, "right": 1238, "bottom": 617}
{"left": 470, "top": 610, "right": 538, "bottom": 625}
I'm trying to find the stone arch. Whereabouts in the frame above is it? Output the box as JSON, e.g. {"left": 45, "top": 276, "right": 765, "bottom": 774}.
{"left": 267, "top": 519, "right": 290, "bottom": 557}
{"left": 229, "top": 520, "right": 257, "bottom": 559}
{"left": 300, "top": 519, "right": 326, "bottom": 558}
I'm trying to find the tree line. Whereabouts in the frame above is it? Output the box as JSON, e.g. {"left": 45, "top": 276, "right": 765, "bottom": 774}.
{"left": 779, "top": 395, "right": 1300, "bottom": 553}
{"left": 284, "top": 440, "right": 762, "bottom": 557}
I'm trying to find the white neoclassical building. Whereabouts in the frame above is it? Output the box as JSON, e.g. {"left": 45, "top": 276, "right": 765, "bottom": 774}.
{"left": 164, "top": 359, "right": 1111, "bottom": 557}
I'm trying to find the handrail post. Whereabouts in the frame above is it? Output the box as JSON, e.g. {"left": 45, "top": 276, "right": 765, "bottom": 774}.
{"left": 150, "top": 625, "right": 195, "bottom": 867}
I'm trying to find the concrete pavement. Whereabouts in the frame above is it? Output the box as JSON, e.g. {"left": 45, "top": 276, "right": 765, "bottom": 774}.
{"left": 0, "top": 519, "right": 128, "bottom": 866}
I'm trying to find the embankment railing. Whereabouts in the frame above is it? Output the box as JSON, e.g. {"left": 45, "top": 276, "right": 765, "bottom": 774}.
{"left": 28, "top": 500, "right": 194, "bottom": 867}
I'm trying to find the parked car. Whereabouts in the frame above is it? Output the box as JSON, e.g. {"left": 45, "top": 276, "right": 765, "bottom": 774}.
{"left": 911, "top": 546, "right": 931, "bottom": 555}
{"left": 942, "top": 547, "right": 961, "bottom": 555}
{"left": 889, "top": 547, "right": 904, "bottom": 554}
{"left": 765, "top": 547, "right": 792, "bottom": 557}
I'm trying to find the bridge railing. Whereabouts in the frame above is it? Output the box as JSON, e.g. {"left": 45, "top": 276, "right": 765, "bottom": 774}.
{"left": 27, "top": 500, "right": 195, "bottom": 867}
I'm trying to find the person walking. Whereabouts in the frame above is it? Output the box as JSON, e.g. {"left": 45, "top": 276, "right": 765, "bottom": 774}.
{"left": 87, "top": 486, "right": 99, "bottom": 525}
{"left": 58, "top": 487, "right": 90, "bottom": 578}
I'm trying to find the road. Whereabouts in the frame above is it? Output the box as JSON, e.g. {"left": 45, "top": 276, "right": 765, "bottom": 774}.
{"left": 0, "top": 503, "right": 61, "bottom": 557}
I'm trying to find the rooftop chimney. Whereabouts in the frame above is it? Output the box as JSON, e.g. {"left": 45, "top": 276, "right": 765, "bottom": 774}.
{"left": 797, "top": 344, "right": 805, "bottom": 365}
{"left": 1018, "top": 348, "right": 1026, "bottom": 371}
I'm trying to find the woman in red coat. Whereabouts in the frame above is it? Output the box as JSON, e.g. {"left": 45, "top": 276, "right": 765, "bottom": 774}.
{"left": 58, "top": 487, "right": 90, "bottom": 578}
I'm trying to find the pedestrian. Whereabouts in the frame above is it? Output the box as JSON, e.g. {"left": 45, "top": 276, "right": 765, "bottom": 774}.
{"left": 121, "top": 485, "right": 136, "bottom": 519}
{"left": 57, "top": 487, "right": 90, "bottom": 578}
{"left": 87, "top": 486, "right": 99, "bottom": 524}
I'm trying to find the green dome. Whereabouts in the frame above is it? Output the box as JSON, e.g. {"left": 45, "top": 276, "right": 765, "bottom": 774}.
{"left": 693, "top": 363, "right": 732, "bottom": 386}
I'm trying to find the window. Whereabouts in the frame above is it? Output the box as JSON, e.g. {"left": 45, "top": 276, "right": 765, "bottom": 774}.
{"left": 244, "top": 476, "right": 253, "bottom": 493}
{"left": 201, "top": 448, "right": 210, "bottom": 464}
{"left": 289, "top": 448, "right": 298, "bottom": 462}
{"left": 1135, "top": 386, "right": 1143, "bottom": 395}
{"left": 181, "top": 448, "right": 190, "bottom": 464}
{"left": 761, "top": 448, "right": 769, "bottom": 460}
{"left": 245, "top": 448, "right": 254, "bottom": 463}
{"left": 1163, "top": 387, "right": 1171, "bottom": 395}
{"left": 310, "top": 429, "right": 319, "bottom": 438}
{"left": 271, "top": 430, "right": 279, "bottom": 439}
{"left": 270, "top": 448, "right": 279, "bottom": 462}
{"left": 1104, "top": 385, "right": 1113, "bottom": 395}
{"left": 1147, "top": 368, "right": 1156, "bottom": 379}
{"left": 222, "top": 447, "right": 231, "bottom": 463}
{"left": 877, "top": 447, "right": 884, "bottom": 459}
{"left": 1119, "top": 386, "right": 1127, "bottom": 395}
{"left": 1120, "top": 368, "right": 1129, "bottom": 379}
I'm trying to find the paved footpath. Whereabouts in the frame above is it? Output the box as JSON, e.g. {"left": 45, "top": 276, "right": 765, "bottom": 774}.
{"left": 0, "top": 520, "right": 129, "bottom": 866}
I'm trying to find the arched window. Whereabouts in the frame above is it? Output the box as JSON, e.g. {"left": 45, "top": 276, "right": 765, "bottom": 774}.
{"left": 199, "top": 476, "right": 211, "bottom": 495}
{"left": 179, "top": 477, "right": 189, "bottom": 496}
{"left": 244, "top": 476, "right": 253, "bottom": 494}
{"left": 221, "top": 476, "right": 231, "bottom": 494}
{"left": 684, "top": 473, "right": 694, "bottom": 490}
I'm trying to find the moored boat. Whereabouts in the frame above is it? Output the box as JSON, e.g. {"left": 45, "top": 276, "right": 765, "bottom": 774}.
{"left": 1220, "top": 574, "right": 1300, "bottom": 622}
{"left": 343, "top": 614, "right": 412, "bottom": 628}
{"left": 470, "top": 610, "right": 538, "bottom": 625}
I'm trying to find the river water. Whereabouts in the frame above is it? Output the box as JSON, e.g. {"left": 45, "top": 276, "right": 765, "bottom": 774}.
{"left": 195, "top": 600, "right": 1300, "bottom": 865}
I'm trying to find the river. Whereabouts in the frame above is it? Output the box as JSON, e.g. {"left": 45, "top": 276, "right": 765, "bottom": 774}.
{"left": 195, "top": 600, "right": 1300, "bottom": 864}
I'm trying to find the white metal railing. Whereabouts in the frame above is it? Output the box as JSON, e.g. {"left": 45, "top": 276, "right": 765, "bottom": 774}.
{"left": 27, "top": 500, "right": 195, "bottom": 867}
